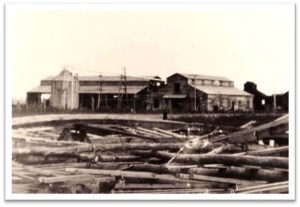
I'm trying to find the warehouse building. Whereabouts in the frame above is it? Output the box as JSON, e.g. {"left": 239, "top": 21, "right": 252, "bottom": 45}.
{"left": 152, "top": 73, "right": 254, "bottom": 113}
{"left": 244, "top": 82, "right": 288, "bottom": 112}
{"left": 26, "top": 69, "right": 165, "bottom": 111}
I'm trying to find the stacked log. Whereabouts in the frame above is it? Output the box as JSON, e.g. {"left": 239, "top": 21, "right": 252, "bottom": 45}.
{"left": 12, "top": 115, "right": 289, "bottom": 194}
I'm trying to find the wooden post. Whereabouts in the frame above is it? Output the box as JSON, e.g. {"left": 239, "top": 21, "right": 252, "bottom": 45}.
{"left": 97, "top": 94, "right": 101, "bottom": 110}
{"left": 133, "top": 94, "right": 136, "bottom": 114}
{"left": 91, "top": 96, "right": 95, "bottom": 112}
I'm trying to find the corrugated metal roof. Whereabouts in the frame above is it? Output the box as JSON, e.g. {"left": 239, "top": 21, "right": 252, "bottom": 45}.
{"left": 28, "top": 85, "right": 52, "bottom": 93}
{"left": 163, "top": 94, "right": 187, "bottom": 99}
{"left": 79, "top": 85, "right": 147, "bottom": 94}
{"left": 41, "top": 70, "right": 163, "bottom": 82}
{"left": 178, "top": 73, "right": 232, "bottom": 82}
{"left": 190, "top": 84, "right": 253, "bottom": 96}
{"left": 79, "top": 76, "right": 163, "bottom": 82}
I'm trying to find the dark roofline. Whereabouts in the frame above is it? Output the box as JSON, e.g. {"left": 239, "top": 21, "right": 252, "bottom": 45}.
{"left": 42, "top": 75, "right": 164, "bottom": 82}
{"left": 168, "top": 73, "right": 232, "bottom": 82}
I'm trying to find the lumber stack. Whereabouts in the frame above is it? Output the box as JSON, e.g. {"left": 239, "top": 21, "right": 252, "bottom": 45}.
{"left": 12, "top": 115, "right": 289, "bottom": 194}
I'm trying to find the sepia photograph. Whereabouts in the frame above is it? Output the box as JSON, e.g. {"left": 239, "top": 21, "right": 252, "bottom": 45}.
{"left": 4, "top": 2, "right": 295, "bottom": 200}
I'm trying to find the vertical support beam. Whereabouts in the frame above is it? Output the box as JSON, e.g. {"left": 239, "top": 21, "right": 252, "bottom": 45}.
{"left": 105, "top": 94, "right": 108, "bottom": 107}
{"left": 133, "top": 94, "right": 136, "bottom": 114}
{"left": 273, "top": 94, "right": 277, "bottom": 113}
{"left": 169, "top": 99, "right": 172, "bottom": 114}
{"left": 91, "top": 96, "right": 95, "bottom": 112}
{"left": 71, "top": 76, "right": 73, "bottom": 110}
{"left": 97, "top": 94, "right": 101, "bottom": 109}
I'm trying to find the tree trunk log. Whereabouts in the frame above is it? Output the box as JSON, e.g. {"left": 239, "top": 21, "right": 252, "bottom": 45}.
{"left": 154, "top": 151, "right": 288, "bottom": 169}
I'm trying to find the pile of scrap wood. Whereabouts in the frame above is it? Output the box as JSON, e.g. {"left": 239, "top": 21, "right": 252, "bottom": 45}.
{"left": 12, "top": 115, "right": 289, "bottom": 194}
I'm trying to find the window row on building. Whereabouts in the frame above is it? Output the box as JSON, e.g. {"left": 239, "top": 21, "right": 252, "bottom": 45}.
{"left": 26, "top": 70, "right": 254, "bottom": 113}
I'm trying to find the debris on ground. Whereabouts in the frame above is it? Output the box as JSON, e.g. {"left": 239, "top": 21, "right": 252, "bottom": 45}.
{"left": 12, "top": 114, "right": 289, "bottom": 194}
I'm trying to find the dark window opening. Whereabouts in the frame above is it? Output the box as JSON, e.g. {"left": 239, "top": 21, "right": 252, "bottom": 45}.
{"left": 174, "top": 83, "right": 181, "bottom": 94}
{"left": 213, "top": 105, "right": 219, "bottom": 112}
{"left": 247, "top": 100, "right": 250, "bottom": 108}
{"left": 153, "top": 99, "right": 160, "bottom": 109}
{"left": 231, "top": 101, "right": 235, "bottom": 111}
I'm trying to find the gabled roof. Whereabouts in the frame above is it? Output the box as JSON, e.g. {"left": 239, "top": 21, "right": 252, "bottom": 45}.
{"left": 28, "top": 85, "right": 52, "bottom": 94}
{"left": 190, "top": 84, "right": 253, "bottom": 96}
{"left": 175, "top": 73, "right": 232, "bottom": 82}
{"left": 79, "top": 76, "right": 163, "bottom": 82}
{"left": 42, "top": 75, "right": 163, "bottom": 82}
{"left": 52, "top": 69, "right": 73, "bottom": 81}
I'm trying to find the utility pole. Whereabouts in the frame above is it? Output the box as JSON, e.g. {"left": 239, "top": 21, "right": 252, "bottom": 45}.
{"left": 273, "top": 93, "right": 277, "bottom": 113}
{"left": 193, "top": 77, "right": 197, "bottom": 112}
{"left": 133, "top": 94, "right": 136, "bottom": 114}
{"left": 97, "top": 75, "right": 102, "bottom": 110}
{"left": 118, "top": 67, "right": 128, "bottom": 109}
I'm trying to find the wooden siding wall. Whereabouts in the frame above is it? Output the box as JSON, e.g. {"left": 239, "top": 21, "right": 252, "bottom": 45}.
{"left": 207, "top": 94, "right": 253, "bottom": 112}
{"left": 50, "top": 78, "right": 79, "bottom": 110}
{"left": 79, "top": 80, "right": 151, "bottom": 86}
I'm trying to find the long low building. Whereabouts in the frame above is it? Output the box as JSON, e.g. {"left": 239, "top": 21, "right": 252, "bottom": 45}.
{"left": 27, "top": 70, "right": 254, "bottom": 112}
{"left": 152, "top": 73, "right": 253, "bottom": 113}
{"left": 27, "top": 69, "right": 165, "bottom": 111}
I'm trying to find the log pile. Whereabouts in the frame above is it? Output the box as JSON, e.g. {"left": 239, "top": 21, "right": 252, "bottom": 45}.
{"left": 12, "top": 115, "right": 289, "bottom": 194}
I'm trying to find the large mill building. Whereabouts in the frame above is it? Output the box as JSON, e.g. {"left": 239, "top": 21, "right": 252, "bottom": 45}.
{"left": 26, "top": 70, "right": 253, "bottom": 113}
{"left": 26, "top": 69, "right": 165, "bottom": 111}
{"left": 152, "top": 73, "right": 253, "bottom": 113}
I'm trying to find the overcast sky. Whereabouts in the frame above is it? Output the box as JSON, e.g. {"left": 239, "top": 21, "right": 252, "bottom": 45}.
{"left": 7, "top": 3, "right": 294, "bottom": 101}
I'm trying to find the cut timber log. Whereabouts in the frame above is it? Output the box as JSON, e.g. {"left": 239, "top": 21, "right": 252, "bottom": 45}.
{"left": 13, "top": 135, "right": 87, "bottom": 148}
{"left": 113, "top": 183, "right": 209, "bottom": 190}
{"left": 235, "top": 181, "right": 288, "bottom": 193}
{"left": 79, "top": 153, "right": 142, "bottom": 162}
{"left": 129, "top": 163, "right": 181, "bottom": 174}
{"left": 66, "top": 168, "right": 203, "bottom": 184}
{"left": 210, "top": 114, "right": 288, "bottom": 144}
{"left": 136, "top": 127, "right": 170, "bottom": 138}
{"left": 188, "top": 166, "right": 288, "bottom": 182}
{"left": 13, "top": 144, "right": 93, "bottom": 156}
{"left": 240, "top": 120, "right": 256, "bottom": 129}
{"left": 38, "top": 174, "right": 94, "bottom": 184}
{"left": 235, "top": 146, "right": 288, "bottom": 157}
{"left": 93, "top": 143, "right": 183, "bottom": 152}
{"left": 178, "top": 173, "right": 266, "bottom": 186}
{"left": 86, "top": 124, "right": 174, "bottom": 141}
{"left": 113, "top": 188, "right": 227, "bottom": 194}
{"left": 86, "top": 124, "right": 185, "bottom": 143}
{"left": 16, "top": 126, "right": 55, "bottom": 132}
{"left": 152, "top": 127, "right": 185, "bottom": 138}
{"left": 154, "top": 151, "right": 288, "bottom": 169}
{"left": 240, "top": 185, "right": 288, "bottom": 194}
